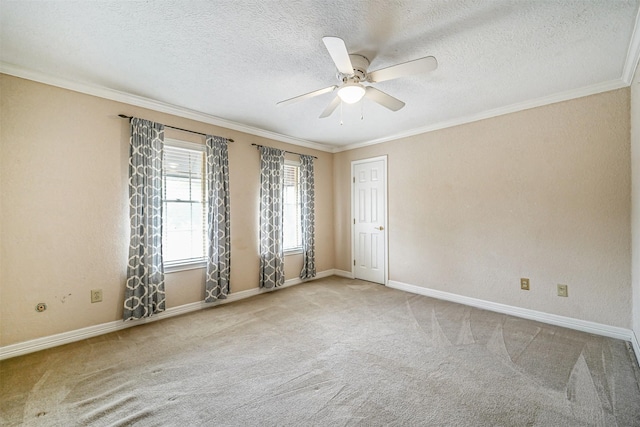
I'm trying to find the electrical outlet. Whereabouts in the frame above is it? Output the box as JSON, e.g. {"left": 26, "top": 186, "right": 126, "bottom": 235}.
{"left": 520, "top": 278, "right": 530, "bottom": 290}
{"left": 557, "top": 284, "right": 568, "bottom": 297}
{"left": 91, "top": 289, "right": 103, "bottom": 303}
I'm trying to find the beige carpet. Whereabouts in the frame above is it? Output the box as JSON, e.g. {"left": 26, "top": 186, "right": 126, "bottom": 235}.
{"left": 2, "top": 276, "right": 639, "bottom": 426}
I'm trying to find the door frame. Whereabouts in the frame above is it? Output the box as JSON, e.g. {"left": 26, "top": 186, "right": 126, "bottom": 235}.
{"left": 351, "top": 155, "right": 389, "bottom": 285}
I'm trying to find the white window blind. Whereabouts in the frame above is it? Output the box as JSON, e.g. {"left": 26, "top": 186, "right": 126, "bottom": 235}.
{"left": 163, "top": 140, "right": 207, "bottom": 265}
{"left": 283, "top": 162, "right": 302, "bottom": 250}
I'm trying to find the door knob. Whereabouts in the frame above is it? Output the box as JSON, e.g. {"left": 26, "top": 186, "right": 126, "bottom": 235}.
{"left": 375, "top": 226, "right": 384, "bottom": 230}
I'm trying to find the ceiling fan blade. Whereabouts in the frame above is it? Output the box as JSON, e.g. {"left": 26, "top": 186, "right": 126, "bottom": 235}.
{"left": 365, "top": 86, "right": 405, "bottom": 111}
{"left": 319, "top": 95, "right": 341, "bottom": 118}
{"left": 277, "top": 85, "right": 337, "bottom": 106}
{"left": 368, "top": 56, "right": 438, "bottom": 83}
{"left": 322, "top": 36, "right": 354, "bottom": 75}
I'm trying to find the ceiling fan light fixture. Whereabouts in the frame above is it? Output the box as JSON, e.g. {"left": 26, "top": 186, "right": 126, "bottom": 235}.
{"left": 338, "top": 83, "right": 366, "bottom": 104}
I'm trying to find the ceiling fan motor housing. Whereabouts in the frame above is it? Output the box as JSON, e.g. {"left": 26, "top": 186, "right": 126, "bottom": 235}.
{"left": 338, "top": 54, "right": 370, "bottom": 83}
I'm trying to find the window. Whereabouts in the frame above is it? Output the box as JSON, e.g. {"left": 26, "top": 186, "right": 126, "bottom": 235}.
{"left": 283, "top": 161, "right": 302, "bottom": 251}
{"left": 162, "top": 139, "right": 207, "bottom": 268}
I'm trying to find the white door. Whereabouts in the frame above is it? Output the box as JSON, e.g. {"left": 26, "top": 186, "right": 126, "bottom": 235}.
{"left": 352, "top": 157, "right": 387, "bottom": 284}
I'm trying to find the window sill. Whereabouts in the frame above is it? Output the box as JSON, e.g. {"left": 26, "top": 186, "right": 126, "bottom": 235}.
{"left": 164, "top": 260, "right": 206, "bottom": 273}
{"left": 164, "top": 251, "right": 302, "bottom": 272}
{"left": 284, "top": 248, "right": 303, "bottom": 256}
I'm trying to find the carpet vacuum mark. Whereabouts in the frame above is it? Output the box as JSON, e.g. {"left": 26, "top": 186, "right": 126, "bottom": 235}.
{"left": 1, "top": 276, "right": 639, "bottom": 426}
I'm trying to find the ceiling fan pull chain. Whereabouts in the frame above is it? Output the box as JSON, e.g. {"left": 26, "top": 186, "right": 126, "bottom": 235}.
{"left": 340, "top": 100, "right": 344, "bottom": 125}
{"left": 361, "top": 100, "right": 364, "bottom": 120}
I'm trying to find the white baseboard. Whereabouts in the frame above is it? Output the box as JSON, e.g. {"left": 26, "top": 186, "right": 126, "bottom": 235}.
{"left": 631, "top": 330, "right": 640, "bottom": 368}
{"left": 0, "top": 270, "right": 333, "bottom": 360}
{"left": 7, "top": 272, "right": 635, "bottom": 366}
{"left": 333, "top": 269, "right": 354, "bottom": 279}
{"left": 280, "top": 268, "right": 335, "bottom": 288}
{"left": 387, "top": 280, "right": 634, "bottom": 343}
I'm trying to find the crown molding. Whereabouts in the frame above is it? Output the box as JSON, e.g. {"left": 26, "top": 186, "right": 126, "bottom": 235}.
{"left": 0, "top": 62, "right": 334, "bottom": 153}
{"left": 622, "top": 4, "right": 640, "bottom": 85}
{"left": 333, "top": 78, "right": 628, "bottom": 153}
{"left": 334, "top": 7, "right": 640, "bottom": 153}
{"left": 2, "top": 59, "right": 634, "bottom": 156}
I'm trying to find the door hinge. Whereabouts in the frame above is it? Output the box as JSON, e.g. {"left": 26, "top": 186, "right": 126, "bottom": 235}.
{"left": 353, "top": 218, "right": 355, "bottom": 224}
{"left": 354, "top": 259, "right": 356, "bottom": 266}
{"left": 353, "top": 177, "right": 355, "bottom": 183}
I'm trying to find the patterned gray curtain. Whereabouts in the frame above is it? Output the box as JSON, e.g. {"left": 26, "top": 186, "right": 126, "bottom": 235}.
{"left": 259, "top": 146, "right": 285, "bottom": 289}
{"left": 205, "top": 135, "right": 231, "bottom": 302}
{"left": 123, "top": 118, "right": 166, "bottom": 321}
{"left": 299, "top": 155, "right": 316, "bottom": 279}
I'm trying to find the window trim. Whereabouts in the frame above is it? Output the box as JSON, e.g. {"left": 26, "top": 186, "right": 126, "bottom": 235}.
{"left": 164, "top": 259, "right": 206, "bottom": 273}
{"left": 162, "top": 138, "right": 208, "bottom": 271}
{"left": 284, "top": 248, "right": 304, "bottom": 256}
{"left": 283, "top": 159, "right": 303, "bottom": 253}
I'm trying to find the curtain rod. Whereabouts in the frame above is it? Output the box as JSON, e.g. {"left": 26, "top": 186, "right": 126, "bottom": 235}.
{"left": 118, "top": 115, "right": 234, "bottom": 142}
{"left": 251, "top": 143, "right": 317, "bottom": 159}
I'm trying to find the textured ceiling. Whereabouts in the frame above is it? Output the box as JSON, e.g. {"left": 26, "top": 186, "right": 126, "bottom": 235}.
{"left": 1, "top": 1, "right": 639, "bottom": 150}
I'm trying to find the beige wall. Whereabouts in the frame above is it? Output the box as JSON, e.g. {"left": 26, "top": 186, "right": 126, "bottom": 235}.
{"left": 0, "top": 71, "right": 634, "bottom": 349}
{"left": 334, "top": 89, "right": 631, "bottom": 328}
{"left": 632, "top": 60, "right": 640, "bottom": 343}
{"left": 0, "top": 75, "right": 334, "bottom": 346}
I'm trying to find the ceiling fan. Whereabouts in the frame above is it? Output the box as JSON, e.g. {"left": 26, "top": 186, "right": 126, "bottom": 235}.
{"left": 277, "top": 36, "right": 438, "bottom": 118}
